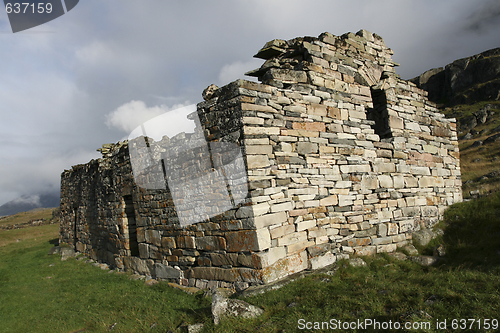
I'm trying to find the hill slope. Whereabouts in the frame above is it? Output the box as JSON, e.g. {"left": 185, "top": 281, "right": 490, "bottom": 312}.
{"left": 412, "top": 47, "right": 500, "bottom": 198}
{"left": 411, "top": 47, "right": 500, "bottom": 106}
{"left": 0, "top": 193, "right": 60, "bottom": 217}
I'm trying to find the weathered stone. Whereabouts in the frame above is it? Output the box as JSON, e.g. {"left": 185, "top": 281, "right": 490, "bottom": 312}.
{"left": 410, "top": 255, "right": 440, "bottom": 266}
{"left": 196, "top": 236, "right": 227, "bottom": 251}
{"left": 60, "top": 247, "right": 75, "bottom": 261}
{"left": 155, "top": 263, "right": 183, "bottom": 279}
{"left": 211, "top": 287, "right": 264, "bottom": 325}
{"left": 202, "top": 84, "right": 219, "bottom": 100}
{"left": 226, "top": 229, "right": 271, "bottom": 252}
{"left": 412, "top": 229, "right": 437, "bottom": 247}
{"left": 349, "top": 258, "right": 367, "bottom": 267}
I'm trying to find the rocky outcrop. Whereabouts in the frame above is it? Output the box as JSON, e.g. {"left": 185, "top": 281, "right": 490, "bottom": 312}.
{"left": 411, "top": 48, "right": 500, "bottom": 105}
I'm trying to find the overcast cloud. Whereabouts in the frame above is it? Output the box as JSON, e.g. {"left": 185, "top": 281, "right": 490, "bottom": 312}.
{"left": 0, "top": 0, "right": 499, "bottom": 206}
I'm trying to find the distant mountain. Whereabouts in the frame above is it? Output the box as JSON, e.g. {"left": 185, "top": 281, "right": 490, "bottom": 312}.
{"left": 0, "top": 192, "right": 60, "bottom": 217}
{"left": 410, "top": 47, "right": 500, "bottom": 106}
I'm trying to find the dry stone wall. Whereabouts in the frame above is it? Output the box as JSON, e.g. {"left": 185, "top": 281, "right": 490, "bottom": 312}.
{"left": 59, "top": 30, "right": 462, "bottom": 288}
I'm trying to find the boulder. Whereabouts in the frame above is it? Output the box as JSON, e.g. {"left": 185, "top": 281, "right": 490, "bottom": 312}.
{"left": 60, "top": 247, "right": 75, "bottom": 261}
{"left": 348, "top": 258, "right": 367, "bottom": 267}
{"left": 48, "top": 246, "right": 61, "bottom": 255}
{"left": 409, "top": 255, "right": 440, "bottom": 266}
{"left": 211, "top": 287, "right": 263, "bottom": 325}
{"left": 412, "top": 229, "right": 437, "bottom": 247}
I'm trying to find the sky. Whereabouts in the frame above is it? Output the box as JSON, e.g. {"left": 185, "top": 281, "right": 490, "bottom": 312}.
{"left": 0, "top": 0, "right": 499, "bottom": 206}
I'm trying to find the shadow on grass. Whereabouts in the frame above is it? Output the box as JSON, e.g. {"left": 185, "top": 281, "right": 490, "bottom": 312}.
{"left": 439, "top": 191, "right": 500, "bottom": 271}
{"left": 48, "top": 238, "right": 59, "bottom": 246}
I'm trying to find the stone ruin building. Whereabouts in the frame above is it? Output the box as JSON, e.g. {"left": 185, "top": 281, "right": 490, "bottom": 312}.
{"left": 59, "top": 30, "right": 462, "bottom": 290}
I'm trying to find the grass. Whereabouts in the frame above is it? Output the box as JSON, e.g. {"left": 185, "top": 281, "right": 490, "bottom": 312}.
{"left": 1, "top": 193, "right": 500, "bottom": 332}
{"left": 0, "top": 207, "right": 56, "bottom": 227}
{"left": 0, "top": 226, "right": 211, "bottom": 333}
{"left": 0, "top": 223, "right": 59, "bottom": 248}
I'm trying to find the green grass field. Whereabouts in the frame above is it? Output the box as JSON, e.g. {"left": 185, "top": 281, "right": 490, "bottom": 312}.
{"left": 1, "top": 193, "right": 500, "bottom": 332}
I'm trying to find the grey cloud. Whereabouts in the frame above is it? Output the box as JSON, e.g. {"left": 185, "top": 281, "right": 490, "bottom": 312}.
{"left": 1, "top": 0, "right": 499, "bottom": 206}
{"left": 464, "top": 0, "right": 500, "bottom": 32}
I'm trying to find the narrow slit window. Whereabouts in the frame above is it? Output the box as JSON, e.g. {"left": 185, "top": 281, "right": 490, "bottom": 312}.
{"left": 123, "top": 195, "right": 139, "bottom": 256}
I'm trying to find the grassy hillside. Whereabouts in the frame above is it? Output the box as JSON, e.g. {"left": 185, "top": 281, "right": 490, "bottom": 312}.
{"left": 1, "top": 193, "right": 500, "bottom": 332}
{"left": 0, "top": 207, "right": 56, "bottom": 227}
{"left": 441, "top": 101, "right": 500, "bottom": 198}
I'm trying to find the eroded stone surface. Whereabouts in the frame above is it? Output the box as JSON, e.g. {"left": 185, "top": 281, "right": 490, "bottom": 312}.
{"left": 211, "top": 287, "right": 263, "bottom": 325}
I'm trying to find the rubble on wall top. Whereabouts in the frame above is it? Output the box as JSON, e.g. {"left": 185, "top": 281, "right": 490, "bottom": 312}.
{"left": 246, "top": 29, "right": 399, "bottom": 86}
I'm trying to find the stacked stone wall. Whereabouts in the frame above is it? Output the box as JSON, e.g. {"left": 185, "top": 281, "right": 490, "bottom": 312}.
{"left": 59, "top": 29, "right": 461, "bottom": 288}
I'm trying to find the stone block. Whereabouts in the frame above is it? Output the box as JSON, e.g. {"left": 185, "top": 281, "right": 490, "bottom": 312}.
{"left": 124, "top": 256, "right": 150, "bottom": 275}
{"left": 293, "top": 122, "right": 326, "bottom": 132}
{"left": 270, "top": 224, "right": 295, "bottom": 239}
{"left": 296, "top": 142, "right": 319, "bottom": 155}
{"left": 307, "top": 103, "right": 328, "bottom": 116}
{"left": 211, "top": 253, "right": 239, "bottom": 266}
{"left": 387, "top": 223, "right": 399, "bottom": 235}
{"left": 328, "top": 107, "right": 341, "bottom": 119}
{"left": 404, "top": 176, "right": 418, "bottom": 188}
{"left": 287, "top": 240, "right": 315, "bottom": 254}
{"left": 353, "top": 246, "right": 376, "bottom": 256}
{"left": 388, "top": 115, "right": 403, "bottom": 129}
{"left": 377, "top": 223, "right": 387, "bottom": 237}
{"left": 243, "top": 126, "right": 280, "bottom": 135}
{"left": 376, "top": 243, "right": 397, "bottom": 253}
{"left": 411, "top": 166, "right": 431, "bottom": 176}
{"left": 340, "top": 164, "right": 371, "bottom": 173}
{"left": 309, "top": 252, "right": 336, "bottom": 270}
{"left": 196, "top": 236, "right": 227, "bottom": 251}
{"left": 398, "top": 219, "right": 414, "bottom": 233}
{"left": 176, "top": 236, "right": 196, "bottom": 249}
{"left": 162, "top": 237, "right": 176, "bottom": 249}
{"left": 391, "top": 234, "right": 406, "bottom": 243}
{"left": 270, "top": 201, "right": 294, "bottom": 213}
{"left": 378, "top": 175, "right": 393, "bottom": 188}
{"left": 296, "top": 219, "right": 317, "bottom": 232}
{"left": 343, "top": 237, "right": 371, "bottom": 247}
{"left": 145, "top": 230, "right": 161, "bottom": 247}
{"left": 246, "top": 145, "right": 273, "bottom": 155}
{"left": 236, "top": 203, "right": 270, "bottom": 218}
{"left": 252, "top": 211, "right": 288, "bottom": 229}
{"left": 155, "top": 263, "right": 182, "bottom": 279}
{"left": 393, "top": 175, "right": 405, "bottom": 189}
{"left": 247, "top": 155, "right": 271, "bottom": 169}
{"left": 402, "top": 206, "right": 420, "bottom": 217}
{"left": 226, "top": 229, "right": 271, "bottom": 252}
{"left": 338, "top": 195, "right": 356, "bottom": 207}
{"left": 259, "top": 247, "right": 287, "bottom": 267}
{"left": 277, "top": 231, "right": 307, "bottom": 246}
{"left": 137, "top": 228, "right": 145, "bottom": 243}
{"left": 138, "top": 243, "right": 149, "bottom": 259}
{"left": 319, "top": 195, "right": 338, "bottom": 206}
{"left": 372, "top": 236, "right": 392, "bottom": 245}
{"left": 361, "top": 175, "right": 378, "bottom": 190}
{"left": 405, "top": 121, "right": 421, "bottom": 131}
{"left": 261, "top": 251, "right": 308, "bottom": 283}
{"left": 419, "top": 176, "right": 444, "bottom": 188}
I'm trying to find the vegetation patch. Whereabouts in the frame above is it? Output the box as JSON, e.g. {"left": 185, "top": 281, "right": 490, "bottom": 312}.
{"left": 1, "top": 193, "right": 500, "bottom": 332}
